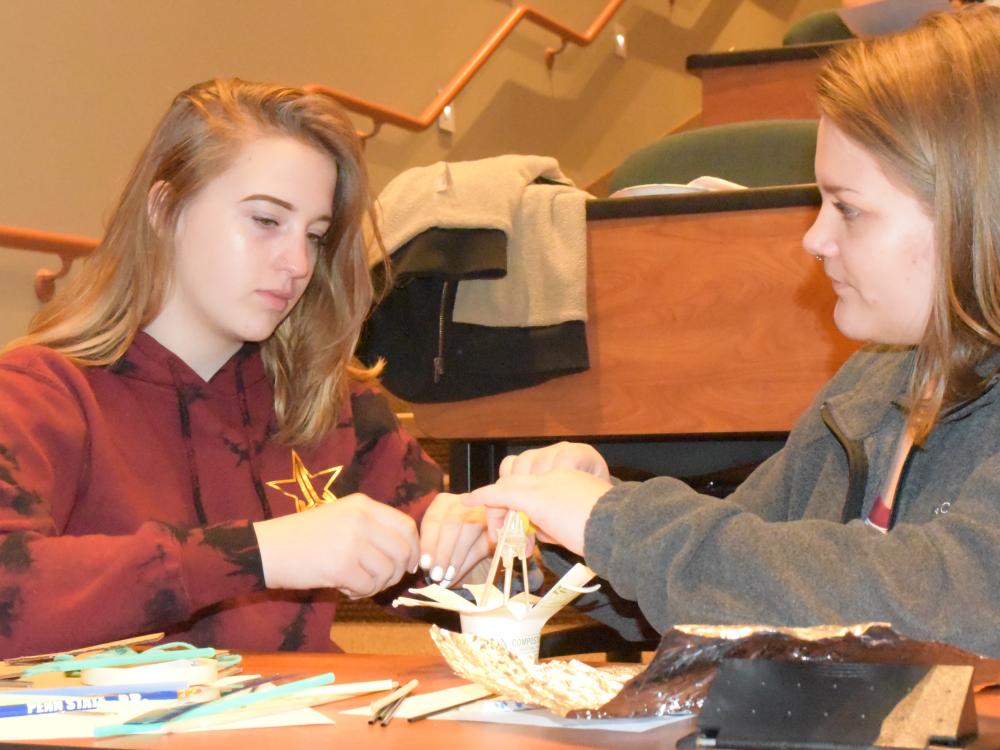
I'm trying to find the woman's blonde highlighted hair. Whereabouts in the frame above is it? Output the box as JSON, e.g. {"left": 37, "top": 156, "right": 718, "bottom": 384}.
{"left": 816, "top": 5, "right": 1000, "bottom": 441}
{"left": 10, "top": 78, "right": 383, "bottom": 446}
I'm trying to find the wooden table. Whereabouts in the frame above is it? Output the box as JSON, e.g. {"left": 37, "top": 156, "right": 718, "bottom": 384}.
{"left": 10, "top": 652, "right": 692, "bottom": 749}
{"left": 12, "top": 651, "right": 1000, "bottom": 749}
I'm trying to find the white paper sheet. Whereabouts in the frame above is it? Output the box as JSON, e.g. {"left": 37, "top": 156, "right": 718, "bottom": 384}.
{"left": 342, "top": 687, "right": 689, "bottom": 734}
{"left": 342, "top": 683, "right": 493, "bottom": 719}
{"left": 438, "top": 701, "right": 689, "bottom": 733}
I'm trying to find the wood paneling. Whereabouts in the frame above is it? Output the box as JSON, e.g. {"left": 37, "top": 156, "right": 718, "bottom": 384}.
{"left": 696, "top": 56, "right": 824, "bottom": 126}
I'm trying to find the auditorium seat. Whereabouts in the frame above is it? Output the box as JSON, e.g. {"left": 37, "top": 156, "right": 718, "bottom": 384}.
{"left": 608, "top": 119, "right": 818, "bottom": 195}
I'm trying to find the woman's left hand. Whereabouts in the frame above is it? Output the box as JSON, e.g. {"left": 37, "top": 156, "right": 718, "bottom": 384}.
{"left": 419, "top": 492, "right": 490, "bottom": 587}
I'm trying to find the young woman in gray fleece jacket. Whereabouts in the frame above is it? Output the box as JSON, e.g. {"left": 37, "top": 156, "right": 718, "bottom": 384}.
{"left": 465, "top": 6, "right": 1000, "bottom": 657}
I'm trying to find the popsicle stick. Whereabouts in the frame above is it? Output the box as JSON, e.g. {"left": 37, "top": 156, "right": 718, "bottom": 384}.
{"left": 165, "top": 694, "right": 335, "bottom": 733}
{"left": 367, "top": 679, "right": 417, "bottom": 721}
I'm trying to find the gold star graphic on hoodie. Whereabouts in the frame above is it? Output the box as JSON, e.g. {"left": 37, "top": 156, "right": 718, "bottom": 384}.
{"left": 265, "top": 451, "right": 343, "bottom": 513}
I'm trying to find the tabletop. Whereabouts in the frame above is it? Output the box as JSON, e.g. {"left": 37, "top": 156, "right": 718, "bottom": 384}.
{"left": 7, "top": 651, "right": 1000, "bottom": 750}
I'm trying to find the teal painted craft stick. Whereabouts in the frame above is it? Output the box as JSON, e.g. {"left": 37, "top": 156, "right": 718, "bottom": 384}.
{"left": 175, "top": 672, "right": 334, "bottom": 721}
{"left": 22, "top": 647, "right": 217, "bottom": 676}
{"left": 94, "top": 722, "right": 171, "bottom": 738}
{"left": 94, "top": 672, "right": 335, "bottom": 737}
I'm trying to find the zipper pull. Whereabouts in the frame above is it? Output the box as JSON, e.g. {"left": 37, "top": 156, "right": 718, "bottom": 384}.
{"left": 434, "top": 280, "right": 450, "bottom": 385}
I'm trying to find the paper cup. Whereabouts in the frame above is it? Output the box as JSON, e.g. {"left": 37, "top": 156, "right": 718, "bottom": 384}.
{"left": 459, "top": 611, "right": 544, "bottom": 662}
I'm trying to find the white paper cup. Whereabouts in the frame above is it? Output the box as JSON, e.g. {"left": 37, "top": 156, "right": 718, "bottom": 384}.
{"left": 459, "top": 611, "right": 544, "bottom": 662}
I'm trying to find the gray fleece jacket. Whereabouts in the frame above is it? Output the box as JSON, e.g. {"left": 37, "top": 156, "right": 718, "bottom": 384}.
{"left": 582, "top": 346, "right": 1000, "bottom": 656}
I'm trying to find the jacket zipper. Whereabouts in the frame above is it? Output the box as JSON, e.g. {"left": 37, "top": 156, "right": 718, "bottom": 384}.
{"left": 433, "top": 280, "right": 451, "bottom": 383}
{"left": 820, "top": 402, "right": 870, "bottom": 523}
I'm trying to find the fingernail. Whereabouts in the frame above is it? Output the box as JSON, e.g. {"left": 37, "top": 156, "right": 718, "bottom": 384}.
{"left": 441, "top": 579, "right": 453, "bottom": 588}
{"left": 430, "top": 565, "right": 444, "bottom": 582}
{"left": 410, "top": 562, "right": 419, "bottom": 575}
{"left": 420, "top": 553, "right": 431, "bottom": 570}
{"left": 445, "top": 565, "right": 456, "bottom": 581}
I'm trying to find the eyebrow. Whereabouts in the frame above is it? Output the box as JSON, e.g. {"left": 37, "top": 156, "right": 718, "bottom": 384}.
{"left": 817, "top": 183, "right": 861, "bottom": 196}
{"left": 241, "top": 194, "right": 332, "bottom": 222}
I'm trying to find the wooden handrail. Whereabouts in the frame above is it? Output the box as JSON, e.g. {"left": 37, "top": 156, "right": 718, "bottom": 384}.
{"left": 0, "top": 225, "right": 97, "bottom": 302}
{"left": 307, "top": 0, "right": 625, "bottom": 139}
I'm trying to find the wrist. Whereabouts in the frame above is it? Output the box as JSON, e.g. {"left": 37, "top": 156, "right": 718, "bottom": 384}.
{"left": 252, "top": 516, "right": 290, "bottom": 589}
{"left": 176, "top": 520, "right": 266, "bottom": 608}
{"left": 580, "top": 482, "right": 621, "bottom": 567}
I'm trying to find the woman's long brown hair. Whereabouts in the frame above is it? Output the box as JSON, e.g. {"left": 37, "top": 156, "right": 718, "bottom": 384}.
{"left": 816, "top": 6, "right": 1000, "bottom": 441}
{"left": 9, "top": 79, "right": 384, "bottom": 446}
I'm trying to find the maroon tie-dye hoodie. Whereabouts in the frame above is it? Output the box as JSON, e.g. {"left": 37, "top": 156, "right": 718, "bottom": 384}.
{"left": 0, "top": 333, "right": 441, "bottom": 657}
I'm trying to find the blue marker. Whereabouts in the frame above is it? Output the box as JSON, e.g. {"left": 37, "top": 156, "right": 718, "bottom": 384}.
{"left": 0, "top": 690, "right": 180, "bottom": 719}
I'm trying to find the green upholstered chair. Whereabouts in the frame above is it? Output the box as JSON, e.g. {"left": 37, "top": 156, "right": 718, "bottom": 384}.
{"left": 608, "top": 119, "right": 818, "bottom": 195}
{"left": 783, "top": 10, "right": 856, "bottom": 45}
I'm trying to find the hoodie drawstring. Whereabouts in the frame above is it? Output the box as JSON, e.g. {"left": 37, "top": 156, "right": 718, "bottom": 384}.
{"left": 235, "top": 355, "right": 274, "bottom": 520}
{"left": 169, "top": 361, "right": 209, "bottom": 526}
{"left": 167, "top": 354, "right": 275, "bottom": 525}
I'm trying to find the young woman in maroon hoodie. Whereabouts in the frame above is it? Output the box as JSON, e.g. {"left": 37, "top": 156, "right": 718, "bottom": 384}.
{"left": 0, "top": 79, "right": 487, "bottom": 655}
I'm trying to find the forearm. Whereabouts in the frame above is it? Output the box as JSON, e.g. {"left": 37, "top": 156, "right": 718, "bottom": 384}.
{"left": 0, "top": 520, "right": 265, "bottom": 656}
{"left": 584, "top": 478, "right": 1000, "bottom": 655}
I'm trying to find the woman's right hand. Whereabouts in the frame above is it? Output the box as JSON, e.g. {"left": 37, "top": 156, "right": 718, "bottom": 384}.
{"left": 467, "top": 441, "right": 611, "bottom": 552}
{"left": 253, "top": 493, "right": 419, "bottom": 599}
{"left": 464, "top": 469, "right": 612, "bottom": 557}
{"left": 499, "top": 441, "right": 610, "bottom": 481}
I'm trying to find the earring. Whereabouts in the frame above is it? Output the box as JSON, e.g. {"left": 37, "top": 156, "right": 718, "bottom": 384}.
{"left": 814, "top": 255, "right": 823, "bottom": 261}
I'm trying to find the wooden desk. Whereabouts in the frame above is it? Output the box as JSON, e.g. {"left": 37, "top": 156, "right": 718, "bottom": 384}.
{"left": 16, "top": 651, "right": 1000, "bottom": 749}
{"left": 408, "top": 187, "right": 860, "bottom": 490}
{"left": 687, "top": 43, "right": 841, "bottom": 126}
{"left": 411, "top": 187, "right": 858, "bottom": 442}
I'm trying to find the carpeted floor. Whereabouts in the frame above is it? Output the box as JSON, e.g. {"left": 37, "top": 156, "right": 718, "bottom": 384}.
{"left": 331, "top": 621, "right": 439, "bottom": 655}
